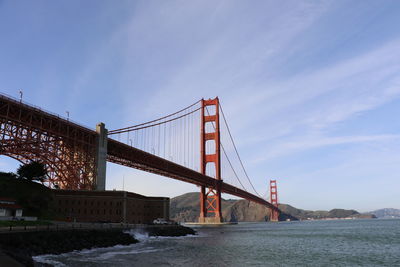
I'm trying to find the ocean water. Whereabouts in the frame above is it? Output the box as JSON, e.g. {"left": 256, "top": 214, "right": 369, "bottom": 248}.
{"left": 34, "top": 219, "right": 400, "bottom": 267}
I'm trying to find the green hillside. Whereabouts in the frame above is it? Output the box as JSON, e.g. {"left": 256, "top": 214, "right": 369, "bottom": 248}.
{"left": 0, "top": 172, "right": 57, "bottom": 219}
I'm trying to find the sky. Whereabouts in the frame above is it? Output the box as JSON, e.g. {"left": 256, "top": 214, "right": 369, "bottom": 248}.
{"left": 1, "top": 0, "right": 400, "bottom": 212}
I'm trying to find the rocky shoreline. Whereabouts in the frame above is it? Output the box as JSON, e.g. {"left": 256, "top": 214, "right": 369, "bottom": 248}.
{"left": 0, "top": 225, "right": 195, "bottom": 266}
{"left": 146, "top": 225, "right": 196, "bottom": 237}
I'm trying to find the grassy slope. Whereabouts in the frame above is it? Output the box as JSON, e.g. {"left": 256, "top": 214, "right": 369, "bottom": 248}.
{"left": 0, "top": 172, "right": 57, "bottom": 219}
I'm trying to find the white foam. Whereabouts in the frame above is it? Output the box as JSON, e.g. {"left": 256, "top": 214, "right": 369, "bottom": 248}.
{"left": 79, "top": 243, "right": 140, "bottom": 256}
{"left": 33, "top": 230, "right": 201, "bottom": 265}
{"left": 72, "top": 244, "right": 129, "bottom": 255}
{"left": 149, "top": 233, "right": 201, "bottom": 240}
{"left": 32, "top": 255, "right": 66, "bottom": 267}
{"left": 92, "top": 247, "right": 163, "bottom": 261}
{"left": 124, "top": 229, "right": 150, "bottom": 241}
{"left": 33, "top": 245, "right": 166, "bottom": 265}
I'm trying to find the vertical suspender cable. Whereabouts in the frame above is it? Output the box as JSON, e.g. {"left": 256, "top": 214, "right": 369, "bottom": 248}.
{"left": 219, "top": 103, "right": 261, "bottom": 197}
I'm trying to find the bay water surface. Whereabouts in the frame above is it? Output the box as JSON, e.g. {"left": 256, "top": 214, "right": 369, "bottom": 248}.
{"left": 34, "top": 219, "right": 400, "bottom": 266}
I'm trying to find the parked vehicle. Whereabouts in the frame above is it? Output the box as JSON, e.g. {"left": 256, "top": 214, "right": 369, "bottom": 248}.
{"left": 152, "top": 218, "right": 179, "bottom": 225}
{"left": 153, "top": 218, "right": 169, "bottom": 225}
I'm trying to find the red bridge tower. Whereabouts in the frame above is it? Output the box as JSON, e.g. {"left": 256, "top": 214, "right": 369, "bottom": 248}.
{"left": 270, "top": 179, "right": 279, "bottom": 222}
{"left": 199, "top": 98, "right": 223, "bottom": 223}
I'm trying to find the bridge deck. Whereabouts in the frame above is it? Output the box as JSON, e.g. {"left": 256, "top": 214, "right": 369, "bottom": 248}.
{"left": 107, "top": 139, "right": 278, "bottom": 211}
{"left": 0, "top": 93, "right": 279, "bottom": 212}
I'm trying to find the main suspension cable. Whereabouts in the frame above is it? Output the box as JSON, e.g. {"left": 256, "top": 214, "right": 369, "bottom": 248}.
{"left": 204, "top": 106, "right": 247, "bottom": 191}
{"left": 109, "top": 107, "right": 201, "bottom": 135}
{"left": 219, "top": 102, "right": 261, "bottom": 197}
{"left": 109, "top": 100, "right": 201, "bottom": 134}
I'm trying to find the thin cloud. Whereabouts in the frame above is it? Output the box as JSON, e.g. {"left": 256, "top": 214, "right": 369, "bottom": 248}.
{"left": 228, "top": 38, "right": 400, "bottom": 149}
{"left": 253, "top": 134, "right": 400, "bottom": 163}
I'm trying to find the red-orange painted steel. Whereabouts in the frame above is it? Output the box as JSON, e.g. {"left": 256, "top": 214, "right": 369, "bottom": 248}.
{"left": 0, "top": 94, "right": 97, "bottom": 189}
{"left": 199, "top": 98, "right": 222, "bottom": 222}
{"left": 107, "top": 138, "right": 279, "bottom": 211}
{"left": 0, "top": 93, "right": 280, "bottom": 215}
{"left": 270, "top": 180, "right": 279, "bottom": 221}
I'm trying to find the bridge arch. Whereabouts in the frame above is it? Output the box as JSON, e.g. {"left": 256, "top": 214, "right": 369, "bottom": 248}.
{"left": 2, "top": 149, "right": 75, "bottom": 188}
{"left": 0, "top": 139, "right": 94, "bottom": 189}
{"left": 0, "top": 95, "right": 98, "bottom": 190}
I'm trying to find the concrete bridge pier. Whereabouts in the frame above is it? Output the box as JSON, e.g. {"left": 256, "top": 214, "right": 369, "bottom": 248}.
{"left": 95, "top": 122, "right": 108, "bottom": 191}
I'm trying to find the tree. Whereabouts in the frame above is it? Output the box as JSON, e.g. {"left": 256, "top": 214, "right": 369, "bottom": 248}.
{"left": 17, "top": 161, "right": 47, "bottom": 182}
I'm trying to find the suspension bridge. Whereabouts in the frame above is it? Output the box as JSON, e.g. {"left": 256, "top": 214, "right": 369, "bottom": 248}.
{"left": 0, "top": 93, "right": 280, "bottom": 223}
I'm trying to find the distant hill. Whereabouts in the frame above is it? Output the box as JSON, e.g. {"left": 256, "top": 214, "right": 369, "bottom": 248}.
{"left": 366, "top": 208, "right": 400, "bottom": 218}
{"left": 278, "top": 204, "right": 372, "bottom": 220}
{"left": 170, "top": 192, "right": 375, "bottom": 222}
